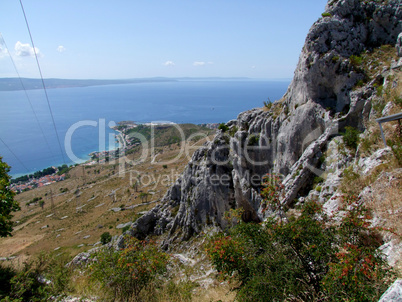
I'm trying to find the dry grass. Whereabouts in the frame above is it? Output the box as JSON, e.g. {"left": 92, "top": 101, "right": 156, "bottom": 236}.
{"left": 361, "top": 45, "right": 399, "bottom": 79}
{"left": 362, "top": 169, "right": 402, "bottom": 274}
{"left": 362, "top": 169, "right": 402, "bottom": 234}
{"left": 0, "top": 135, "right": 214, "bottom": 261}
{"left": 191, "top": 282, "right": 236, "bottom": 302}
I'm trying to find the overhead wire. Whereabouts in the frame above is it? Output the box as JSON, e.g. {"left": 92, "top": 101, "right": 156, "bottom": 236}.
{"left": 0, "top": 33, "right": 57, "bottom": 163}
{"left": 19, "top": 0, "right": 66, "bottom": 164}
{"left": 0, "top": 137, "right": 30, "bottom": 174}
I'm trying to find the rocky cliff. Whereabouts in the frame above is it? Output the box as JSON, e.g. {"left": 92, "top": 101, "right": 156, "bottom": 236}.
{"left": 120, "top": 0, "right": 402, "bottom": 249}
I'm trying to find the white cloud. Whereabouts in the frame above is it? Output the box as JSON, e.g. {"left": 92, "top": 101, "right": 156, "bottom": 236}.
{"left": 193, "top": 61, "right": 206, "bottom": 66}
{"left": 0, "top": 44, "right": 8, "bottom": 58}
{"left": 0, "top": 35, "right": 9, "bottom": 58}
{"left": 163, "top": 60, "right": 175, "bottom": 66}
{"left": 193, "top": 61, "right": 213, "bottom": 67}
{"left": 14, "top": 41, "right": 42, "bottom": 57}
{"left": 57, "top": 45, "right": 66, "bottom": 53}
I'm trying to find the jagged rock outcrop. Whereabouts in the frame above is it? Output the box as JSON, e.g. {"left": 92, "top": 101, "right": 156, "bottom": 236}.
{"left": 378, "top": 279, "right": 402, "bottom": 302}
{"left": 120, "top": 0, "right": 402, "bottom": 248}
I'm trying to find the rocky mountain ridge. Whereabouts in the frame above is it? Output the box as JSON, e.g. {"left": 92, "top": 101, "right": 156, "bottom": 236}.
{"left": 120, "top": 0, "right": 402, "bottom": 250}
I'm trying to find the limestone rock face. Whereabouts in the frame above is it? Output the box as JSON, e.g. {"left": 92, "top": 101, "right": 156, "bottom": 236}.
{"left": 121, "top": 0, "right": 402, "bottom": 246}
{"left": 287, "top": 0, "right": 402, "bottom": 112}
{"left": 397, "top": 32, "right": 402, "bottom": 57}
{"left": 378, "top": 279, "right": 402, "bottom": 302}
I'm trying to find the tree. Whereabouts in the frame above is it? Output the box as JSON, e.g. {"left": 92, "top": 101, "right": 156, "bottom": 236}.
{"left": 0, "top": 156, "right": 20, "bottom": 237}
{"left": 100, "top": 232, "right": 112, "bottom": 245}
{"left": 139, "top": 192, "right": 150, "bottom": 203}
{"left": 132, "top": 181, "right": 139, "bottom": 192}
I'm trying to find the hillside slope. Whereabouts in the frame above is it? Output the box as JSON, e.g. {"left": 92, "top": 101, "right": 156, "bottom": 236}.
{"left": 122, "top": 0, "right": 402, "bottom": 259}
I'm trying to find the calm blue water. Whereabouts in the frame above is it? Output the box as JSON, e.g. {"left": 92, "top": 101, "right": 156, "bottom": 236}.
{"left": 0, "top": 79, "right": 289, "bottom": 176}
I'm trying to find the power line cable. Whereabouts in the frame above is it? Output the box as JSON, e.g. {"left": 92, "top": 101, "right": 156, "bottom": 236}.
{"left": 0, "top": 33, "right": 57, "bottom": 162}
{"left": 19, "top": 0, "right": 66, "bottom": 164}
{"left": 0, "top": 137, "right": 30, "bottom": 173}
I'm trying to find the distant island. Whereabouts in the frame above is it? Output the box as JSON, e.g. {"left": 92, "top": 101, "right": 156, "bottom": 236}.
{"left": 0, "top": 77, "right": 253, "bottom": 91}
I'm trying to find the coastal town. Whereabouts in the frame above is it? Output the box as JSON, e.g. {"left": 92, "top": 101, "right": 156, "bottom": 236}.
{"left": 11, "top": 172, "right": 66, "bottom": 193}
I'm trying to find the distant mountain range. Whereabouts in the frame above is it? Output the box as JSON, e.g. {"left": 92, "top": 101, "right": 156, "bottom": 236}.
{"left": 0, "top": 77, "right": 254, "bottom": 91}
{"left": 0, "top": 77, "right": 176, "bottom": 91}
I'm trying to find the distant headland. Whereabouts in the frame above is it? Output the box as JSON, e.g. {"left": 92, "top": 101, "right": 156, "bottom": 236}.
{"left": 0, "top": 77, "right": 255, "bottom": 91}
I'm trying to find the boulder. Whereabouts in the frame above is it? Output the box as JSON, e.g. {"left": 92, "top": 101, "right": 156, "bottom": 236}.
{"left": 378, "top": 279, "right": 402, "bottom": 302}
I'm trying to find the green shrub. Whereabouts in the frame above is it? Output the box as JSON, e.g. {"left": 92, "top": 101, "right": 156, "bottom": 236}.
{"left": 394, "top": 96, "right": 402, "bottom": 107}
{"left": 372, "top": 98, "right": 386, "bottom": 113}
{"left": 121, "top": 225, "right": 131, "bottom": 234}
{"left": 89, "top": 237, "right": 169, "bottom": 300}
{"left": 207, "top": 196, "right": 394, "bottom": 301}
{"left": 342, "top": 126, "right": 360, "bottom": 151}
{"left": 350, "top": 55, "right": 363, "bottom": 68}
{"left": 260, "top": 173, "right": 284, "bottom": 213}
{"left": 38, "top": 200, "right": 45, "bottom": 209}
{"left": 0, "top": 253, "right": 72, "bottom": 301}
{"left": 313, "top": 176, "right": 324, "bottom": 186}
{"left": 263, "top": 100, "right": 272, "bottom": 110}
{"left": 321, "top": 12, "right": 332, "bottom": 17}
{"left": 100, "top": 232, "right": 112, "bottom": 245}
{"left": 322, "top": 195, "right": 392, "bottom": 301}
{"left": 0, "top": 263, "right": 16, "bottom": 298}
{"left": 218, "top": 123, "right": 229, "bottom": 132}
{"left": 229, "top": 126, "right": 238, "bottom": 137}
{"left": 376, "top": 84, "right": 384, "bottom": 95}
{"left": 388, "top": 135, "right": 402, "bottom": 167}
{"left": 355, "top": 79, "right": 365, "bottom": 87}
{"left": 247, "top": 134, "right": 260, "bottom": 146}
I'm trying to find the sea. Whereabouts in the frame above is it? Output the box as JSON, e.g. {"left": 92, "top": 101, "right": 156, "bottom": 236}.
{"left": 0, "top": 79, "right": 290, "bottom": 177}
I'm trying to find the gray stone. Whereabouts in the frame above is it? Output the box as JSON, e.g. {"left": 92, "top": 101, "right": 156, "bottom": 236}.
{"left": 397, "top": 32, "right": 402, "bottom": 57}
{"left": 116, "top": 222, "right": 132, "bottom": 229}
{"left": 378, "top": 279, "right": 402, "bottom": 302}
{"left": 69, "top": 252, "right": 91, "bottom": 267}
{"left": 358, "top": 148, "right": 391, "bottom": 175}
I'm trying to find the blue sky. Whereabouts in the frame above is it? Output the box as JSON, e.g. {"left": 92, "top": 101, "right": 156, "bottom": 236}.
{"left": 0, "top": 0, "right": 328, "bottom": 79}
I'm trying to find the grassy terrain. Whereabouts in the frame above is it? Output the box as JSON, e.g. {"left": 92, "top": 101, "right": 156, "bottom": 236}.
{"left": 0, "top": 129, "right": 214, "bottom": 260}
{"left": 123, "top": 123, "right": 213, "bottom": 149}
